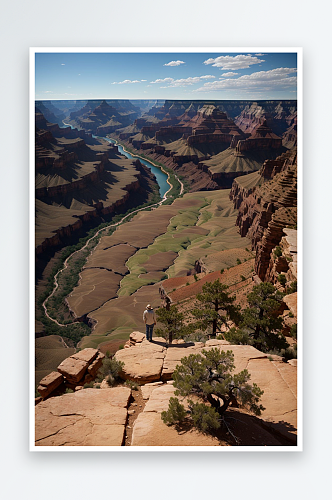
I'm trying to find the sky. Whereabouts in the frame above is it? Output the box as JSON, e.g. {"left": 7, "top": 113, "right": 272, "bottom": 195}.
{"left": 35, "top": 51, "right": 297, "bottom": 101}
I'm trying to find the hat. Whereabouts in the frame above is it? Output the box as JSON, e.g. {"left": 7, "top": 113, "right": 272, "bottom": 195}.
{"left": 146, "top": 304, "right": 153, "bottom": 310}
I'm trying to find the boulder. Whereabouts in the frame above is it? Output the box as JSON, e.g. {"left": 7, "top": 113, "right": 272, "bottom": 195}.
{"left": 35, "top": 387, "right": 131, "bottom": 446}
{"left": 73, "top": 348, "right": 99, "bottom": 364}
{"left": 283, "top": 292, "right": 297, "bottom": 317}
{"left": 87, "top": 352, "right": 105, "bottom": 378}
{"left": 57, "top": 349, "right": 102, "bottom": 384}
{"left": 129, "top": 331, "right": 146, "bottom": 344}
{"left": 37, "top": 371, "right": 64, "bottom": 398}
{"left": 115, "top": 340, "right": 166, "bottom": 384}
{"left": 57, "top": 357, "right": 89, "bottom": 384}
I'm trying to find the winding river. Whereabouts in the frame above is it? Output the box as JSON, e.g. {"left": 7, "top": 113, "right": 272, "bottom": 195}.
{"left": 105, "top": 137, "right": 169, "bottom": 198}
{"left": 43, "top": 124, "right": 183, "bottom": 325}
{"left": 63, "top": 122, "right": 169, "bottom": 197}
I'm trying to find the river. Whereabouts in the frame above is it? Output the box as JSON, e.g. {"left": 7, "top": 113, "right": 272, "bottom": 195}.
{"left": 62, "top": 122, "right": 169, "bottom": 198}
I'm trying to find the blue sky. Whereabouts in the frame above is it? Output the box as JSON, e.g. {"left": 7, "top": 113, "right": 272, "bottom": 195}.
{"left": 35, "top": 51, "right": 297, "bottom": 100}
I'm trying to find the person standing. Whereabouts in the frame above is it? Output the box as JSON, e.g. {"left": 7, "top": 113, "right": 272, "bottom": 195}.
{"left": 143, "top": 304, "right": 156, "bottom": 341}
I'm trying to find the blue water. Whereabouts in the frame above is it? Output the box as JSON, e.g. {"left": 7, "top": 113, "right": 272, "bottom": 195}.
{"left": 105, "top": 138, "right": 169, "bottom": 198}
{"left": 62, "top": 122, "right": 169, "bottom": 198}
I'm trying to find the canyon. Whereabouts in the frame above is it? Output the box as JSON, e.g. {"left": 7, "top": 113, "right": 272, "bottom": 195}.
{"left": 34, "top": 98, "right": 298, "bottom": 448}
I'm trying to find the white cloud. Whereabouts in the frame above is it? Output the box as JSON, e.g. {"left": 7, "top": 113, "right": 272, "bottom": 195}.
{"left": 141, "top": 79, "right": 147, "bottom": 82}
{"left": 150, "top": 78, "right": 174, "bottom": 84}
{"left": 203, "top": 54, "right": 265, "bottom": 70}
{"left": 196, "top": 67, "right": 297, "bottom": 92}
{"left": 164, "top": 60, "right": 185, "bottom": 66}
{"left": 151, "top": 75, "right": 216, "bottom": 87}
{"left": 43, "top": 91, "right": 53, "bottom": 93}
{"left": 112, "top": 79, "right": 141, "bottom": 84}
{"left": 255, "top": 53, "right": 266, "bottom": 56}
{"left": 220, "top": 72, "right": 239, "bottom": 77}
{"left": 200, "top": 74, "right": 216, "bottom": 79}
{"left": 61, "top": 63, "right": 65, "bottom": 66}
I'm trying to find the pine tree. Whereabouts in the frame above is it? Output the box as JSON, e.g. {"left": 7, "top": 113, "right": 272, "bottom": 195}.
{"left": 155, "top": 305, "right": 192, "bottom": 344}
{"left": 225, "top": 282, "right": 288, "bottom": 352}
{"left": 161, "top": 348, "right": 264, "bottom": 434}
{"left": 191, "top": 280, "right": 240, "bottom": 338}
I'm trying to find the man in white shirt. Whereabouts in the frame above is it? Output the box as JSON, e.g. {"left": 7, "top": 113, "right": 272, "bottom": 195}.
{"left": 143, "top": 304, "right": 156, "bottom": 341}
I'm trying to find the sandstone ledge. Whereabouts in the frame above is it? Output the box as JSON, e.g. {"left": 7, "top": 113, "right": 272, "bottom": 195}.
{"left": 35, "top": 387, "right": 131, "bottom": 446}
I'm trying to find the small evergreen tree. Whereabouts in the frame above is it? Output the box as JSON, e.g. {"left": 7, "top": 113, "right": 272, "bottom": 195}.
{"left": 155, "top": 305, "right": 192, "bottom": 344}
{"left": 161, "top": 348, "right": 264, "bottom": 434}
{"left": 225, "top": 282, "right": 288, "bottom": 352}
{"left": 191, "top": 280, "right": 240, "bottom": 338}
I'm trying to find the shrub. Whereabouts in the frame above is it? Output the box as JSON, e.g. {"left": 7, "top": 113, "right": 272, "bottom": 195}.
{"left": 236, "top": 258, "right": 241, "bottom": 265}
{"left": 274, "top": 246, "right": 282, "bottom": 258}
{"left": 124, "top": 380, "right": 139, "bottom": 391}
{"left": 290, "top": 324, "right": 297, "bottom": 339}
{"left": 83, "top": 382, "right": 94, "bottom": 389}
{"left": 98, "top": 356, "right": 124, "bottom": 387}
{"left": 240, "top": 275, "right": 246, "bottom": 281}
{"left": 161, "top": 397, "right": 187, "bottom": 425}
{"left": 286, "top": 281, "right": 297, "bottom": 294}
{"left": 65, "top": 388, "right": 74, "bottom": 394}
{"left": 277, "top": 274, "right": 287, "bottom": 286}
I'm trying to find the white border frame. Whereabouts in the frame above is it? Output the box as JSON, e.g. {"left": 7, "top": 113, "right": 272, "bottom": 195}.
{"left": 30, "top": 47, "right": 302, "bottom": 452}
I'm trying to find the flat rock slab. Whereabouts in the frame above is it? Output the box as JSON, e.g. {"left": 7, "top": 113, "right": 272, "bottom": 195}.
{"left": 141, "top": 381, "right": 164, "bottom": 400}
{"left": 35, "top": 387, "right": 131, "bottom": 447}
{"left": 115, "top": 340, "right": 166, "bottom": 384}
{"left": 205, "top": 339, "right": 231, "bottom": 347}
{"left": 131, "top": 385, "right": 219, "bottom": 446}
{"left": 247, "top": 358, "right": 297, "bottom": 443}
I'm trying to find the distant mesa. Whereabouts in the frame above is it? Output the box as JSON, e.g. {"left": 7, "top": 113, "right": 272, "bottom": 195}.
{"left": 35, "top": 109, "right": 157, "bottom": 259}
{"left": 110, "top": 101, "right": 295, "bottom": 190}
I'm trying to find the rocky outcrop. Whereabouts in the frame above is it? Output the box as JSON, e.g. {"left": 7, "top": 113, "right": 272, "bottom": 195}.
{"left": 115, "top": 338, "right": 167, "bottom": 384}
{"left": 126, "top": 339, "right": 297, "bottom": 446}
{"left": 123, "top": 331, "right": 146, "bottom": 348}
{"left": 35, "top": 387, "right": 131, "bottom": 446}
{"left": 234, "top": 102, "right": 297, "bottom": 136}
{"left": 37, "top": 372, "right": 64, "bottom": 399}
{"left": 232, "top": 150, "right": 297, "bottom": 281}
{"left": 37, "top": 348, "right": 105, "bottom": 400}
{"left": 35, "top": 336, "right": 297, "bottom": 446}
{"left": 265, "top": 228, "right": 297, "bottom": 285}
{"left": 234, "top": 121, "right": 282, "bottom": 154}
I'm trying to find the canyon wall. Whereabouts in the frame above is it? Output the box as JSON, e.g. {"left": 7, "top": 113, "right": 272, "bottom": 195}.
{"left": 230, "top": 150, "right": 297, "bottom": 282}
